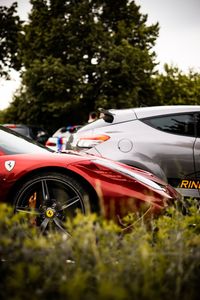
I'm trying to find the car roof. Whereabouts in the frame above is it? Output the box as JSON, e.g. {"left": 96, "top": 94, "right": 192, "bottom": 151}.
{"left": 3, "top": 124, "right": 45, "bottom": 129}
{"left": 3, "top": 124, "right": 29, "bottom": 128}
{"left": 100, "top": 106, "right": 200, "bottom": 124}
{"left": 133, "top": 105, "right": 200, "bottom": 119}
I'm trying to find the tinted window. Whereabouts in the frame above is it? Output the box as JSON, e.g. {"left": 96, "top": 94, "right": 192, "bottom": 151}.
{"left": 142, "top": 114, "right": 196, "bottom": 137}
{"left": 195, "top": 113, "right": 200, "bottom": 138}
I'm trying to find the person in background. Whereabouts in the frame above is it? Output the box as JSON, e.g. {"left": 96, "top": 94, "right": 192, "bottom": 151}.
{"left": 88, "top": 111, "right": 98, "bottom": 123}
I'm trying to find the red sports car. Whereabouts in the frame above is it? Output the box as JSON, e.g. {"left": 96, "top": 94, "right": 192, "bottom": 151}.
{"left": 0, "top": 125, "right": 181, "bottom": 234}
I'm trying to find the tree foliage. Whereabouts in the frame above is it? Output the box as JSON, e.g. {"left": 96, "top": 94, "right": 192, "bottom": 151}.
{"left": 4, "top": 1, "right": 200, "bottom": 131}
{"left": 153, "top": 64, "right": 200, "bottom": 105}
{"left": 5, "top": 0, "right": 160, "bottom": 131}
{"left": 0, "top": 2, "right": 22, "bottom": 78}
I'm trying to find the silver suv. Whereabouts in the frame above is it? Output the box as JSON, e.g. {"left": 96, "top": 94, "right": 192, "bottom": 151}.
{"left": 67, "top": 105, "right": 200, "bottom": 198}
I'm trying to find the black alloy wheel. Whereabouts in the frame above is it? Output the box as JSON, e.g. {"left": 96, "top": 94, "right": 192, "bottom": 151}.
{"left": 14, "top": 172, "right": 90, "bottom": 236}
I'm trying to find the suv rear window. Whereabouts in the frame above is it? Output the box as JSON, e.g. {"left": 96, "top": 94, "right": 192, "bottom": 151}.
{"left": 142, "top": 113, "right": 196, "bottom": 137}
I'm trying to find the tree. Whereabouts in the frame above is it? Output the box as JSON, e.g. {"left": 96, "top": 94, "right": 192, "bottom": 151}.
{"left": 6, "top": 0, "right": 160, "bottom": 131}
{"left": 0, "top": 2, "right": 22, "bottom": 78}
{"left": 154, "top": 64, "right": 200, "bottom": 105}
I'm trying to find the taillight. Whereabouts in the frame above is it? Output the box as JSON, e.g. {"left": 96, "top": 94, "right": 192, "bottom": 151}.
{"left": 77, "top": 134, "right": 110, "bottom": 148}
{"left": 5, "top": 124, "right": 17, "bottom": 128}
{"left": 45, "top": 141, "right": 57, "bottom": 147}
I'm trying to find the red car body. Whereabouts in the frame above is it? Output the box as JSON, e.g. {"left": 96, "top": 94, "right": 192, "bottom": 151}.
{"left": 0, "top": 126, "right": 181, "bottom": 234}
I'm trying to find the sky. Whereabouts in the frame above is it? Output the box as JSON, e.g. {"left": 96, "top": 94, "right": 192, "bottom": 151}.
{"left": 0, "top": 0, "right": 200, "bottom": 110}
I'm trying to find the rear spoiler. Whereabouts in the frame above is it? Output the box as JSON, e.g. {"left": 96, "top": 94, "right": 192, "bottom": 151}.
{"left": 98, "top": 108, "right": 114, "bottom": 123}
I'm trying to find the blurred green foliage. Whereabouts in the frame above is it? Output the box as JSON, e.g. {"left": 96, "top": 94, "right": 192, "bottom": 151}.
{"left": 2, "top": 0, "right": 160, "bottom": 131}
{"left": 0, "top": 2, "right": 22, "bottom": 78}
{"left": 0, "top": 201, "right": 199, "bottom": 300}
{"left": 153, "top": 65, "right": 200, "bottom": 106}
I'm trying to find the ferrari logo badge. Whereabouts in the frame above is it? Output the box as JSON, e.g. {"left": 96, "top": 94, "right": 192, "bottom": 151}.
{"left": 46, "top": 208, "right": 55, "bottom": 218}
{"left": 5, "top": 160, "right": 15, "bottom": 172}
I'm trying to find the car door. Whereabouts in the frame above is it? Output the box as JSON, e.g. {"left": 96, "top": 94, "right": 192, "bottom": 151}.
{"left": 193, "top": 113, "right": 200, "bottom": 197}
{"left": 141, "top": 113, "right": 197, "bottom": 197}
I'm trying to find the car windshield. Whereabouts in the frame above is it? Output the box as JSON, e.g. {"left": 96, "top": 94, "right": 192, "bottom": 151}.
{"left": 0, "top": 126, "right": 53, "bottom": 155}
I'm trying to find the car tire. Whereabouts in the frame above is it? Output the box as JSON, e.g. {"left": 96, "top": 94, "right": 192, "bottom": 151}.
{"left": 13, "top": 172, "right": 91, "bottom": 235}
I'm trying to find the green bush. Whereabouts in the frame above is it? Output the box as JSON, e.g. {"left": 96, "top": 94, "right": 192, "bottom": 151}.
{"left": 0, "top": 201, "right": 199, "bottom": 300}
